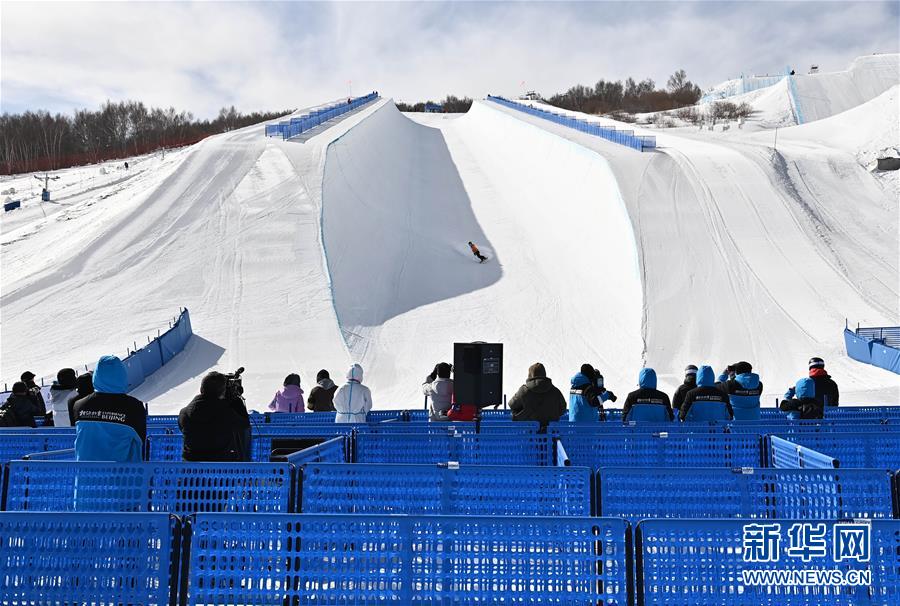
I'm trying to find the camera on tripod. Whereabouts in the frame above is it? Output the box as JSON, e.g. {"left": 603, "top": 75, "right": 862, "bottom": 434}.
{"left": 224, "top": 367, "right": 245, "bottom": 401}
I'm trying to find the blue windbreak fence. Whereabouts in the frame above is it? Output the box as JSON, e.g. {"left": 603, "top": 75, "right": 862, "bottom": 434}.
{"left": 844, "top": 325, "right": 900, "bottom": 374}
{"left": 265, "top": 92, "right": 379, "bottom": 140}
{"left": 300, "top": 463, "right": 592, "bottom": 516}
{"left": 598, "top": 467, "right": 894, "bottom": 522}
{"left": 354, "top": 433, "right": 552, "bottom": 465}
{"left": 4, "top": 461, "right": 292, "bottom": 513}
{"left": 768, "top": 435, "right": 839, "bottom": 469}
{"left": 184, "top": 513, "right": 631, "bottom": 605}
{"left": 636, "top": 518, "right": 900, "bottom": 605}
{"left": 0, "top": 512, "right": 177, "bottom": 606}
{"left": 559, "top": 433, "right": 762, "bottom": 469}
{"left": 487, "top": 95, "right": 657, "bottom": 151}
{"left": 773, "top": 432, "right": 900, "bottom": 469}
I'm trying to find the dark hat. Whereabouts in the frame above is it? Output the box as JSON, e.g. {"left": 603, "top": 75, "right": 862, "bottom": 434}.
{"left": 580, "top": 363, "right": 596, "bottom": 377}
{"left": 200, "top": 372, "right": 227, "bottom": 398}
{"left": 20, "top": 371, "right": 36, "bottom": 382}
{"left": 436, "top": 362, "right": 452, "bottom": 379}
{"left": 733, "top": 361, "right": 753, "bottom": 375}
{"left": 808, "top": 357, "right": 825, "bottom": 369}
{"left": 11, "top": 381, "right": 27, "bottom": 395}
{"left": 316, "top": 369, "right": 330, "bottom": 382}
{"left": 684, "top": 365, "right": 698, "bottom": 375}
{"left": 283, "top": 373, "right": 301, "bottom": 387}
{"left": 528, "top": 363, "right": 547, "bottom": 379}
{"left": 57, "top": 368, "right": 77, "bottom": 389}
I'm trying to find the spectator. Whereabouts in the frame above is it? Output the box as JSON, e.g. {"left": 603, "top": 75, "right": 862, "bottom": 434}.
{"left": 179, "top": 372, "right": 248, "bottom": 461}
{"left": 508, "top": 363, "right": 567, "bottom": 429}
{"left": 423, "top": 362, "right": 454, "bottom": 420}
{"left": 780, "top": 377, "right": 823, "bottom": 420}
{"left": 268, "top": 374, "right": 304, "bottom": 413}
{"left": 807, "top": 357, "right": 839, "bottom": 408}
{"left": 622, "top": 368, "right": 674, "bottom": 423}
{"left": 333, "top": 363, "right": 372, "bottom": 423}
{"left": 568, "top": 363, "right": 616, "bottom": 422}
{"left": 0, "top": 382, "right": 38, "bottom": 427}
{"left": 67, "top": 372, "right": 94, "bottom": 427}
{"left": 20, "top": 371, "right": 46, "bottom": 416}
{"left": 680, "top": 365, "right": 733, "bottom": 421}
{"left": 672, "top": 365, "right": 698, "bottom": 411}
{"left": 307, "top": 369, "right": 337, "bottom": 412}
{"left": 720, "top": 361, "right": 763, "bottom": 420}
{"left": 72, "top": 356, "right": 146, "bottom": 462}
{"left": 48, "top": 368, "right": 78, "bottom": 427}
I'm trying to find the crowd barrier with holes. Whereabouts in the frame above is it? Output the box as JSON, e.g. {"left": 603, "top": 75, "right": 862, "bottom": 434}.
{"left": 265, "top": 93, "right": 379, "bottom": 140}
{"left": 768, "top": 435, "right": 839, "bottom": 469}
{"left": 771, "top": 432, "right": 900, "bottom": 469}
{"left": 354, "top": 432, "right": 552, "bottom": 465}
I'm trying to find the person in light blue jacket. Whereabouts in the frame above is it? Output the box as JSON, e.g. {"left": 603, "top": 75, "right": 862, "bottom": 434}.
{"left": 72, "top": 355, "right": 146, "bottom": 462}
{"left": 568, "top": 364, "right": 616, "bottom": 422}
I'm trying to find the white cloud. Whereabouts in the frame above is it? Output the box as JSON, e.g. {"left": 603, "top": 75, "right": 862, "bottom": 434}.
{"left": 2, "top": 1, "right": 898, "bottom": 117}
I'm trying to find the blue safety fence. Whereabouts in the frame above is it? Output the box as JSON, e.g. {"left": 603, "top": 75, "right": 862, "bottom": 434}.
{"left": 265, "top": 411, "right": 337, "bottom": 423}
{"left": 4, "top": 461, "right": 292, "bottom": 513}
{"left": 487, "top": 95, "right": 656, "bottom": 151}
{"left": 0, "top": 433, "right": 76, "bottom": 462}
{"left": 265, "top": 92, "right": 379, "bottom": 140}
{"left": 636, "top": 518, "right": 900, "bottom": 605}
{"left": 768, "top": 435, "right": 839, "bottom": 469}
{"left": 772, "top": 432, "right": 900, "bottom": 469}
{"left": 559, "top": 432, "right": 763, "bottom": 469}
{"left": 299, "top": 463, "right": 592, "bottom": 516}
{"left": 845, "top": 325, "right": 900, "bottom": 374}
{"left": 355, "top": 432, "right": 552, "bottom": 465}
{"left": 598, "top": 467, "right": 894, "bottom": 522}
{"left": 0, "top": 512, "right": 178, "bottom": 605}
{"left": 280, "top": 436, "right": 347, "bottom": 502}
{"left": 183, "top": 513, "right": 630, "bottom": 604}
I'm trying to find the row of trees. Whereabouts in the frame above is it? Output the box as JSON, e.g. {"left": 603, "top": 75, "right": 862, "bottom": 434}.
{"left": 0, "top": 101, "right": 293, "bottom": 175}
{"left": 395, "top": 95, "right": 474, "bottom": 113}
{"left": 545, "top": 69, "right": 702, "bottom": 115}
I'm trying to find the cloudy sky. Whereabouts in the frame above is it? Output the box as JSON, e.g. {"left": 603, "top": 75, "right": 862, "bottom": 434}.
{"left": 3, "top": 1, "right": 898, "bottom": 118}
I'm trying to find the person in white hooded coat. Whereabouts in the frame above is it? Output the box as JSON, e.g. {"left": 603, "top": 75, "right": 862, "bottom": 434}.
{"left": 48, "top": 368, "right": 78, "bottom": 426}
{"left": 333, "top": 363, "right": 373, "bottom": 423}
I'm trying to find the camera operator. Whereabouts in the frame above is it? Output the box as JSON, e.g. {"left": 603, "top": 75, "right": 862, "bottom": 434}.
{"left": 568, "top": 364, "right": 616, "bottom": 422}
{"left": 179, "top": 371, "right": 249, "bottom": 462}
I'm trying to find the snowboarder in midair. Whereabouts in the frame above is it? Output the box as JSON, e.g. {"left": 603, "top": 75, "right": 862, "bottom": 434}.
{"left": 468, "top": 241, "right": 487, "bottom": 263}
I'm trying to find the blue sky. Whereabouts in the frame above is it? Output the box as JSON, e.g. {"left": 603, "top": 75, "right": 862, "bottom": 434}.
{"left": 2, "top": 1, "right": 898, "bottom": 118}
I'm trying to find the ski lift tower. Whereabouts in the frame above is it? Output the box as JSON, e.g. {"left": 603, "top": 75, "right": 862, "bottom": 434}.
{"left": 34, "top": 173, "right": 60, "bottom": 202}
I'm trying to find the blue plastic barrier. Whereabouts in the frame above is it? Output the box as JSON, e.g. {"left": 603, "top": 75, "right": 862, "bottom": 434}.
{"left": 768, "top": 435, "right": 839, "bottom": 469}
{"left": 366, "top": 410, "right": 407, "bottom": 422}
{"left": 0, "top": 512, "right": 177, "bottom": 605}
{"left": 4, "top": 461, "right": 291, "bottom": 513}
{"left": 871, "top": 340, "right": 900, "bottom": 374}
{"left": 300, "top": 463, "right": 592, "bottom": 516}
{"left": 487, "top": 95, "right": 656, "bottom": 151}
{"left": 774, "top": 432, "right": 900, "bottom": 469}
{"left": 0, "top": 433, "right": 76, "bottom": 462}
{"left": 184, "top": 513, "right": 630, "bottom": 604}
{"left": 281, "top": 436, "right": 347, "bottom": 502}
{"left": 559, "top": 432, "right": 762, "bottom": 469}
{"left": 636, "top": 518, "right": 900, "bottom": 605}
{"left": 354, "top": 433, "right": 552, "bottom": 465}
{"left": 598, "top": 467, "right": 893, "bottom": 521}
{"left": 845, "top": 328, "right": 873, "bottom": 364}
{"left": 265, "top": 411, "right": 337, "bottom": 423}
{"left": 265, "top": 92, "right": 380, "bottom": 140}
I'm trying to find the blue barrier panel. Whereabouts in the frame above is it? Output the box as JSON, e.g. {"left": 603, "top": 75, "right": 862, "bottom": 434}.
{"left": 282, "top": 437, "right": 347, "bottom": 502}
{"left": 598, "top": 467, "right": 893, "bottom": 521}
{"left": 870, "top": 341, "right": 900, "bottom": 374}
{"left": 148, "top": 414, "right": 180, "bottom": 426}
{"left": 5, "top": 461, "right": 291, "bottom": 513}
{"left": 185, "top": 513, "right": 629, "bottom": 604}
{"left": 158, "top": 310, "right": 191, "bottom": 364}
{"left": 0, "top": 512, "right": 176, "bottom": 605}
{"left": 355, "top": 433, "right": 552, "bottom": 465}
{"left": 559, "top": 433, "right": 762, "bottom": 469}
{"left": 366, "top": 410, "right": 407, "bottom": 422}
{"left": 775, "top": 432, "right": 900, "bottom": 469}
{"left": 768, "top": 435, "right": 839, "bottom": 469}
{"left": 636, "top": 518, "right": 900, "bottom": 605}
{"left": 549, "top": 421, "right": 715, "bottom": 435}
{"left": 0, "top": 433, "right": 76, "bottom": 462}
{"left": 300, "top": 463, "right": 592, "bottom": 516}
{"left": 358, "top": 421, "right": 478, "bottom": 434}
{"left": 266, "top": 411, "right": 337, "bottom": 423}
{"left": 845, "top": 327, "right": 873, "bottom": 364}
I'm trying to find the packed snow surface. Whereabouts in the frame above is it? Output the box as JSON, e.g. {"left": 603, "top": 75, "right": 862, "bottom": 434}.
{"left": 2, "top": 56, "right": 898, "bottom": 410}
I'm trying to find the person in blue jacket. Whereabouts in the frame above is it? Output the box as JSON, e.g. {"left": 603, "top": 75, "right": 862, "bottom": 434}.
{"left": 719, "top": 361, "right": 763, "bottom": 420}
{"left": 680, "top": 365, "right": 733, "bottom": 421}
{"left": 568, "top": 364, "right": 616, "bottom": 422}
{"left": 71, "top": 355, "right": 146, "bottom": 462}
{"left": 779, "top": 377, "right": 823, "bottom": 420}
{"left": 621, "top": 368, "right": 674, "bottom": 423}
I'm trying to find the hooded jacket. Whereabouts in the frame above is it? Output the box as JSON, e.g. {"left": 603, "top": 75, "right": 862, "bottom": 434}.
{"left": 333, "top": 364, "right": 372, "bottom": 423}
{"left": 269, "top": 384, "right": 305, "bottom": 413}
{"left": 780, "top": 377, "right": 823, "bottom": 420}
{"left": 0, "top": 394, "right": 38, "bottom": 427}
{"left": 672, "top": 374, "right": 697, "bottom": 411}
{"left": 808, "top": 368, "right": 839, "bottom": 407}
{"left": 509, "top": 364, "right": 566, "bottom": 428}
{"left": 424, "top": 377, "right": 454, "bottom": 418}
{"left": 722, "top": 372, "right": 763, "bottom": 420}
{"left": 680, "top": 366, "right": 733, "bottom": 422}
{"left": 622, "top": 368, "right": 674, "bottom": 422}
{"left": 72, "top": 356, "right": 146, "bottom": 462}
{"left": 67, "top": 373, "right": 94, "bottom": 426}
{"left": 568, "top": 372, "right": 613, "bottom": 422}
{"left": 308, "top": 374, "right": 337, "bottom": 412}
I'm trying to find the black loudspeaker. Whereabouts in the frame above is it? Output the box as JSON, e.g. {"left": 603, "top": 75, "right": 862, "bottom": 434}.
{"left": 453, "top": 342, "right": 503, "bottom": 408}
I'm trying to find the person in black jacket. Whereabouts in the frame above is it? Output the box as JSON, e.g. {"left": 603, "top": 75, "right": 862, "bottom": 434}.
{"left": 20, "top": 371, "right": 46, "bottom": 416}
{"left": 680, "top": 365, "right": 734, "bottom": 421}
{"left": 0, "top": 382, "right": 38, "bottom": 427}
{"left": 179, "top": 372, "right": 248, "bottom": 461}
{"left": 622, "top": 368, "right": 674, "bottom": 422}
{"left": 672, "top": 365, "right": 698, "bottom": 411}
{"left": 307, "top": 369, "right": 337, "bottom": 412}
{"left": 508, "top": 363, "right": 567, "bottom": 429}
{"left": 806, "top": 357, "right": 839, "bottom": 407}
{"left": 67, "top": 372, "right": 94, "bottom": 427}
